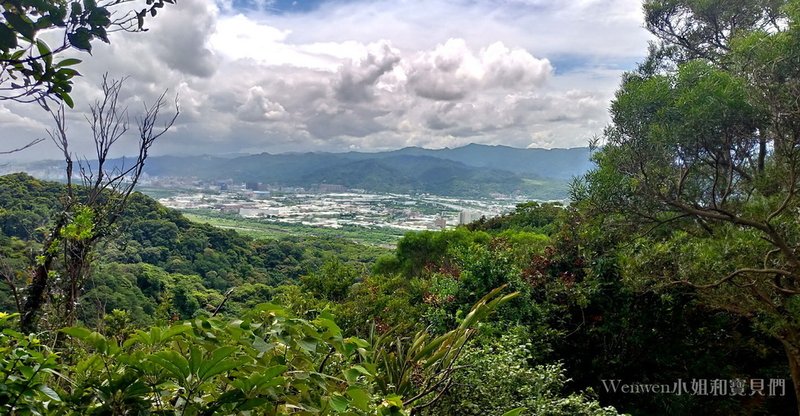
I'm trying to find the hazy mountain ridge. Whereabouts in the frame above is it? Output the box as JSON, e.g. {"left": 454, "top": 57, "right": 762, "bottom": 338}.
{"left": 384, "top": 144, "right": 594, "bottom": 179}
{"left": 296, "top": 155, "right": 531, "bottom": 196}
{"left": 3, "top": 144, "right": 592, "bottom": 199}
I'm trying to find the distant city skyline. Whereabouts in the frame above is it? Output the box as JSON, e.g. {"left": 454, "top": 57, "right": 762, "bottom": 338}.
{"left": 1, "top": 0, "right": 650, "bottom": 162}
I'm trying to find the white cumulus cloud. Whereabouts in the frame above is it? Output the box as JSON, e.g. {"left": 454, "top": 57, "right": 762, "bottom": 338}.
{"left": 0, "top": 0, "right": 650, "bottom": 161}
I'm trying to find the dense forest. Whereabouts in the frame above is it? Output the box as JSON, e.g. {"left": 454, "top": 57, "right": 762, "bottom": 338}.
{"left": 3, "top": 0, "right": 800, "bottom": 415}
{"left": 0, "top": 173, "right": 794, "bottom": 414}
{"left": 0, "top": 173, "right": 387, "bottom": 326}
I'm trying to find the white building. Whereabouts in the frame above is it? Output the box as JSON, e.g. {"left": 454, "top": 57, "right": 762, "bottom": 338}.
{"left": 459, "top": 210, "right": 482, "bottom": 225}
{"left": 239, "top": 207, "right": 279, "bottom": 218}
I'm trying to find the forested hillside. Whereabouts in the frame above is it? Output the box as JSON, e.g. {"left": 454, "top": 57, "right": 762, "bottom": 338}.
{"left": 0, "top": 174, "right": 628, "bottom": 415}
{"left": 0, "top": 173, "right": 795, "bottom": 414}
{"left": 0, "top": 173, "right": 386, "bottom": 327}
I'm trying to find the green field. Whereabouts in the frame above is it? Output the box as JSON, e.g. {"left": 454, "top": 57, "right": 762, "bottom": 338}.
{"left": 182, "top": 210, "right": 406, "bottom": 247}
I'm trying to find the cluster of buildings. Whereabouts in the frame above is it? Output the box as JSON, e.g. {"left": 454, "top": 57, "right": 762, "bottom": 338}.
{"left": 156, "top": 186, "right": 511, "bottom": 232}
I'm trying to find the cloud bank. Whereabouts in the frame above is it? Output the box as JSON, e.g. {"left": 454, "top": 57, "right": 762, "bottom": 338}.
{"left": 1, "top": 0, "right": 650, "bottom": 160}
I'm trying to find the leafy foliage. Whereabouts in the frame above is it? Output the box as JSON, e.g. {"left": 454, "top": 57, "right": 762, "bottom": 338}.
{"left": 4, "top": 170, "right": 797, "bottom": 413}
{"left": 425, "top": 328, "right": 619, "bottom": 416}
{"left": 0, "top": 174, "right": 386, "bottom": 328}
{"left": 0, "top": 0, "right": 174, "bottom": 105}
{"left": 575, "top": 0, "right": 800, "bottom": 412}
{"left": 0, "top": 313, "right": 62, "bottom": 414}
{"left": 343, "top": 203, "right": 794, "bottom": 414}
{"left": 0, "top": 288, "right": 526, "bottom": 415}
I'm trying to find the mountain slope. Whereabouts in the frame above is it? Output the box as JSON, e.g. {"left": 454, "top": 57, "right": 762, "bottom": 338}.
{"left": 297, "top": 155, "right": 533, "bottom": 196}
{"left": 3, "top": 144, "right": 591, "bottom": 198}
{"left": 386, "top": 144, "right": 593, "bottom": 179}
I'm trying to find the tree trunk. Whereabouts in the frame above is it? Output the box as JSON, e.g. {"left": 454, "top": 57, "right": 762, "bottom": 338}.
{"left": 19, "top": 217, "right": 65, "bottom": 333}
{"left": 782, "top": 339, "right": 800, "bottom": 415}
{"left": 63, "top": 241, "right": 90, "bottom": 328}
{"left": 20, "top": 260, "right": 52, "bottom": 333}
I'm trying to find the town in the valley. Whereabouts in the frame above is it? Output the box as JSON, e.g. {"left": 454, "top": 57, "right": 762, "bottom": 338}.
{"left": 148, "top": 178, "right": 533, "bottom": 232}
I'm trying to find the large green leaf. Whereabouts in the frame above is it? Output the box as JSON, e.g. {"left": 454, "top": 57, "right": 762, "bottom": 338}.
{"left": 329, "top": 394, "right": 349, "bottom": 412}
{"left": 35, "top": 39, "right": 51, "bottom": 67}
{"left": 55, "top": 58, "right": 81, "bottom": 68}
{"left": 148, "top": 350, "right": 190, "bottom": 380}
{"left": 198, "top": 346, "right": 240, "bottom": 380}
{"left": 61, "top": 326, "right": 92, "bottom": 339}
{"left": 36, "top": 384, "right": 61, "bottom": 401}
{"left": 346, "top": 387, "right": 371, "bottom": 411}
{"left": 67, "top": 27, "right": 92, "bottom": 52}
{"left": 296, "top": 336, "right": 318, "bottom": 353}
{"left": 3, "top": 12, "right": 36, "bottom": 40}
{"left": 0, "top": 23, "right": 18, "bottom": 51}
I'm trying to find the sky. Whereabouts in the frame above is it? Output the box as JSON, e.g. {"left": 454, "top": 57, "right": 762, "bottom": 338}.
{"left": 1, "top": 0, "right": 651, "bottom": 161}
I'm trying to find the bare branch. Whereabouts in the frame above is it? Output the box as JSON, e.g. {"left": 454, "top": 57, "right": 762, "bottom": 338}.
{"left": 47, "top": 104, "right": 74, "bottom": 197}
{"left": 20, "top": 76, "right": 178, "bottom": 331}
{"left": 0, "top": 139, "right": 45, "bottom": 155}
{"left": 670, "top": 268, "right": 797, "bottom": 290}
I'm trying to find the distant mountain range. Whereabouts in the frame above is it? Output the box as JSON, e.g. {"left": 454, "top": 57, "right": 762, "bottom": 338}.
{"left": 385, "top": 144, "right": 594, "bottom": 179}
{"left": 2, "top": 144, "right": 594, "bottom": 199}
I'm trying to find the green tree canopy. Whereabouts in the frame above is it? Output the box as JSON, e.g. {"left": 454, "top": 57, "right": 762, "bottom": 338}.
{"left": 579, "top": 0, "right": 800, "bottom": 410}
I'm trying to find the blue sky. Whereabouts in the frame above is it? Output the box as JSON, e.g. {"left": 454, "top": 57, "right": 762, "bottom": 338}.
{"left": 230, "top": 0, "right": 326, "bottom": 13}
{"left": 0, "top": 0, "right": 652, "bottom": 160}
